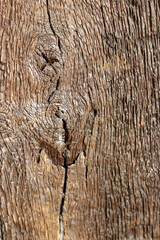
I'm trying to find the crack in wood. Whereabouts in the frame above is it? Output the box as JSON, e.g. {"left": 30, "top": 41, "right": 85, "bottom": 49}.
{"left": 40, "top": 51, "right": 59, "bottom": 72}
{"left": 0, "top": 218, "right": 4, "bottom": 240}
{"left": 36, "top": 5, "right": 98, "bottom": 234}
{"left": 46, "top": 0, "right": 62, "bottom": 52}
{"left": 37, "top": 148, "right": 43, "bottom": 164}
{"left": 59, "top": 159, "right": 68, "bottom": 240}
{"left": 62, "top": 119, "right": 69, "bottom": 144}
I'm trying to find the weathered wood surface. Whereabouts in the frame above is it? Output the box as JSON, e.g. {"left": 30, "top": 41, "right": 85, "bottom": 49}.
{"left": 0, "top": 0, "right": 159, "bottom": 239}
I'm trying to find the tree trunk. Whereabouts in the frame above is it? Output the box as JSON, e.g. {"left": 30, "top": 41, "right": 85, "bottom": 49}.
{"left": 0, "top": 0, "right": 159, "bottom": 239}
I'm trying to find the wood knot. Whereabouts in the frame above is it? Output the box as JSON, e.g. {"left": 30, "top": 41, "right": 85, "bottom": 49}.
{"left": 36, "top": 91, "right": 97, "bottom": 167}
{"left": 33, "top": 35, "right": 62, "bottom": 84}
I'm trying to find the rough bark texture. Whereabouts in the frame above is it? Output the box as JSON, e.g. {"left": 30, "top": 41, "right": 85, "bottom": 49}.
{"left": 0, "top": 0, "right": 159, "bottom": 239}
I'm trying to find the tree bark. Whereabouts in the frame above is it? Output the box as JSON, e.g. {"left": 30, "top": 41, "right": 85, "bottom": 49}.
{"left": 0, "top": 0, "right": 159, "bottom": 239}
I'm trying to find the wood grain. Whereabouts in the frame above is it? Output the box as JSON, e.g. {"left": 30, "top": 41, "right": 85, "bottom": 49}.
{"left": 0, "top": 0, "right": 159, "bottom": 239}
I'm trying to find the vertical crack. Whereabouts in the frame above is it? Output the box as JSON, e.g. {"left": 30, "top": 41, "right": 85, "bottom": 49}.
{"left": 85, "top": 165, "right": 88, "bottom": 188}
{"left": 46, "top": 0, "right": 62, "bottom": 52}
{"left": 59, "top": 160, "right": 68, "bottom": 240}
{"left": 58, "top": 38, "right": 61, "bottom": 52}
{"left": 0, "top": 217, "right": 4, "bottom": 240}
{"left": 62, "top": 119, "right": 69, "bottom": 143}
{"left": 46, "top": 0, "right": 56, "bottom": 36}
{"left": 37, "top": 148, "right": 43, "bottom": 164}
{"left": 56, "top": 78, "right": 60, "bottom": 90}
{"left": 59, "top": 118, "right": 69, "bottom": 240}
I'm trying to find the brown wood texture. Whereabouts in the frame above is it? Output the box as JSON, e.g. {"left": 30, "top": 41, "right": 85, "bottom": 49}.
{"left": 0, "top": 0, "right": 159, "bottom": 239}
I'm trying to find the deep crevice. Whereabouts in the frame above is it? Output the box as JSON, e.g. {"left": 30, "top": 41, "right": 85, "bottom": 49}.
{"left": 41, "top": 51, "right": 49, "bottom": 63}
{"left": 59, "top": 117, "right": 69, "bottom": 239}
{"left": 47, "top": 77, "right": 60, "bottom": 104}
{"left": 47, "top": 91, "right": 55, "bottom": 104}
{"left": 62, "top": 119, "right": 69, "bottom": 143}
{"left": 67, "top": 153, "right": 80, "bottom": 166}
{"left": 85, "top": 165, "right": 88, "bottom": 180}
{"left": 60, "top": 162, "right": 68, "bottom": 216}
{"left": 94, "top": 109, "right": 97, "bottom": 117}
{"left": 56, "top": 78, "right": 60, "bottom": 90}
{"left": 46, "top": 0, "right": 62, "bottom": 52}
{"left": 37, "top": 148, "right": 43, "bottom": 164}
{"left": 85, "top": 165, "right": 88, "bottom": 188}
{"left": 41, "top": 64, "right": 47, "bottom": 71}
{"left": 40, "top": 51, "right": 59, "bottom": 71}
{"left": 58, "top": 39, "right": 61, "bottom": 52}
{"left": 59, "top": 159, "right": 68, "bottom": 240}
{"left": 0, "top": 218, "right": 4, "bottom": 240}
{"left": 82, "top": 136, "right": 87, "bottom": 158}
